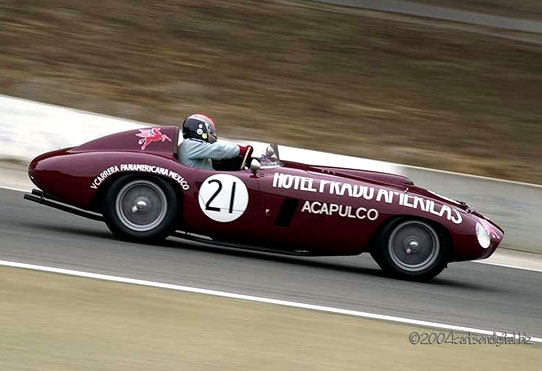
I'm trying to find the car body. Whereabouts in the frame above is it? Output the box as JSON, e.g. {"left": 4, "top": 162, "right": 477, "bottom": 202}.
{"left": 25, "top": 126, "right": 504, "bottom": 281}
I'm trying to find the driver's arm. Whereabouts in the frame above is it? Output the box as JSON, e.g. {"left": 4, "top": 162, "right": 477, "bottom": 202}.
{"left": 187, "top": 140, "right": 242, "bottom": 161}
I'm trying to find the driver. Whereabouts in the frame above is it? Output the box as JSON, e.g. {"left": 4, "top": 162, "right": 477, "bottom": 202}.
{"left": 178, "top": 114, "right": 253, "bottom": 170}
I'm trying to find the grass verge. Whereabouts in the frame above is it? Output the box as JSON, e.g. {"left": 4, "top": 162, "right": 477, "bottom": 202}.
{"left": 0, "top": 266, "right": 540, "bottom": 370}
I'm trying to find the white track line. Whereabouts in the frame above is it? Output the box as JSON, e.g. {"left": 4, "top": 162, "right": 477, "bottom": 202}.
{"left": 0, "top": 259, "right": 540, "bottom": 344}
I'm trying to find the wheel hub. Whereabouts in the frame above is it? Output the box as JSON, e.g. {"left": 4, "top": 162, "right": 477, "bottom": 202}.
{"left": 404, "top": 238, "right": 419, "bottom": 254}
{"left": 388, "top": 221, "right": 440, "bottom": 272}
{"left": 132, "top": 198, "right": 150, "bottom": 213}
{"left": 115, "top": 180, "right": 168, "bottom": 232}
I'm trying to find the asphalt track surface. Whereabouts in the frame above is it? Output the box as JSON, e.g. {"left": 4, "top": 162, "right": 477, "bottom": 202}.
{"left": 1, "top": 188, "right": 541, "bottom": 337}
{"left": 307, "top": 0, "right": 542, "bottom": 33}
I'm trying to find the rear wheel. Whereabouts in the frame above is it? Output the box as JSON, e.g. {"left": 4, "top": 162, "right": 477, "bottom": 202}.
{"left": 371, "top": 218, "right": 447, "bottom": 281}
{"left": 102, "top": 175, "right": 178, "bottom": 242}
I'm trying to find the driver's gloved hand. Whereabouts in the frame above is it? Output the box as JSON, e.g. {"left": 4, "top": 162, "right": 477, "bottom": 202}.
{"left": 238, "top": 145, "right": 253, "bottom": 158}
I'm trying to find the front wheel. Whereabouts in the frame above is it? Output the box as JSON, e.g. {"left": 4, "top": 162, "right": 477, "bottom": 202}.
{"left": 102, "top": 175, "right": 179, "bottom": 242}
{"left": 371, "top": 218, "right": 448, "bottom": 281}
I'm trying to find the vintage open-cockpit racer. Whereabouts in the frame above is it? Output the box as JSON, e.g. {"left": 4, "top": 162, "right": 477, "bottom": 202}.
{"left": 24, "top": 126, "right": 504, "bottom": 281}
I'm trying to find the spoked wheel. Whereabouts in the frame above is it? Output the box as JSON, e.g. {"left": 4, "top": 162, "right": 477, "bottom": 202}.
{"left": 371, "top": 218, "right": 448, "bottom": 281}
{"left": 103, "top": 175, "right": 178, "bottom": 242}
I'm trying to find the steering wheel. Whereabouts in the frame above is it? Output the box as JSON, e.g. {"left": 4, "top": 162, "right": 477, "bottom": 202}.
{"left": 240, "top": 146, "right": 253, "bottom": 170}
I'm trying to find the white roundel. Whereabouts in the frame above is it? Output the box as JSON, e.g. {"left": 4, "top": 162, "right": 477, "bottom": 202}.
{"left": 198, "top": 174, "right": 249, "bottom": 222}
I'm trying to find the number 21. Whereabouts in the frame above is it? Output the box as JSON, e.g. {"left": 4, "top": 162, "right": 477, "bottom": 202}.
{"left": 205, "top": 179, "right": 237, "bottom": 213}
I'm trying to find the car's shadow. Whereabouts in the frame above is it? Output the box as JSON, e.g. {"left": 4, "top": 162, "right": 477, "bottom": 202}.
{"left": 164, "top": 236, "right": 385, "bottom": 276}
{"left": 25, "top": 221, "right": 502, "bottom": 291}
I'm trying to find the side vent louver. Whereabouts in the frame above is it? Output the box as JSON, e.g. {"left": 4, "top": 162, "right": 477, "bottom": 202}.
{"left": 275, "top": 199, "right": 299, "bottom": 227}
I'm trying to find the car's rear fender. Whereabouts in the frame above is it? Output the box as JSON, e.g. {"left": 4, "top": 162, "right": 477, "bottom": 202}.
{"left": 29, "top": 150, "right": 193, "bottom": 211}
{"left": 89, "top": 171, "right": 186, "bottom": 218}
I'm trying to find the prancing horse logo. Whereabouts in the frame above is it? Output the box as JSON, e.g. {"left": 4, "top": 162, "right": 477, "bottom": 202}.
{"left": 135, "top": 128, "right": 171, "bottom": 150}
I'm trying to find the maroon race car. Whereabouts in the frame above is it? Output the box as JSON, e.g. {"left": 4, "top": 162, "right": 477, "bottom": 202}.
{"left": 24, "top": 126, "right": 504, "bottom": 281}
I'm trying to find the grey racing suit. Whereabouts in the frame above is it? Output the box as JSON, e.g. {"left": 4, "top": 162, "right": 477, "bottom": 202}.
{"left": 178, "top": 138, "right": 240, "bottom": 170}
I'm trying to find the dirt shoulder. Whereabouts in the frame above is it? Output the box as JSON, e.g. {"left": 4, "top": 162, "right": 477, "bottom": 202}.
{"left": 1, "top": 0, "right": 541, "bottom": 183}
{"left": 0, "top": 266, "right": 540, "bottom": 370}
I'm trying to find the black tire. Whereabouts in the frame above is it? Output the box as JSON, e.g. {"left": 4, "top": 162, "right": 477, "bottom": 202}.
{"left": 102, "top": 175, "right": 179, "bottom": 242}
{"left": 371, "top": 218, "right": 448, "bottom": 281}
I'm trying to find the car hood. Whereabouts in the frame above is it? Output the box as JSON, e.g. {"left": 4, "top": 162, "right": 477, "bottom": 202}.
{"left": 280, "top": 161, "right": 476, "bottom": 211}
{"left": 281, "top": 160, "right": 414, "bottom": 188}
